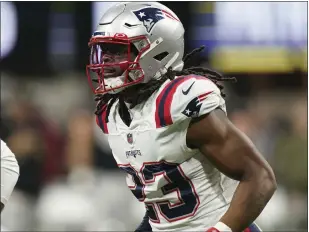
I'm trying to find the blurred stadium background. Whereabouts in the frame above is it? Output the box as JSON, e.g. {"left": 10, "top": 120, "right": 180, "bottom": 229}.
{"left": 0, "top": 1, "right": 307, "bottom": 231}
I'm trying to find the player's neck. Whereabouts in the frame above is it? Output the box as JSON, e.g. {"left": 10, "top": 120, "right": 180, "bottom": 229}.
{"left": 120, "top": 84, "right": 144, "bottom": 105}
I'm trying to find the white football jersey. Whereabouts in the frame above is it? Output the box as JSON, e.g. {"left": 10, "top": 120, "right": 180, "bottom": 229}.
{"left": 96, "top": 75, "right": 239, "bottom": 231}
{"left": 1, "top": 139, "right": 19, "bottom": 206}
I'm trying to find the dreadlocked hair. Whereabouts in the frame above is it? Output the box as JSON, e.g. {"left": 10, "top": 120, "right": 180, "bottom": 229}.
{"left": 94, "top": 45, "right": 236, "bottom": 122}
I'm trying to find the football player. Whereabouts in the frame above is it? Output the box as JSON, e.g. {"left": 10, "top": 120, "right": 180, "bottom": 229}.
{"left": 86, "top": 2, "right": 277, "bottom": 231}
{"left": 1, "top": 139, "right": 20, "bottom": 213}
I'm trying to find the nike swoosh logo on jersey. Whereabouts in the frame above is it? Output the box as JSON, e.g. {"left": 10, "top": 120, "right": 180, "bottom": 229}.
{"left": 182, "top": 81, "right": 195, "bottom": 95}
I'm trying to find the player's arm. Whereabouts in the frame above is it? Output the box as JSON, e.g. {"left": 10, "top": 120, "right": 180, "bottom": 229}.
{"left": 186, "top": 109, "right": 277, "bottom": 232}
{"left": 1, "top": 140, "right": 20, "bottom": 213}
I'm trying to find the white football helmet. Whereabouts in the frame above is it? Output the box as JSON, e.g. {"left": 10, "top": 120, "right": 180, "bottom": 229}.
{"left": 86, "top": 2, "right": 185, "bottom": 94}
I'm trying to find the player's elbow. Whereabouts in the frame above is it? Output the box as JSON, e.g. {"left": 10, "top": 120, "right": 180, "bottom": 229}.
{"left": 242, "top": 154, "right": 277, "bottom": 197}
{"left": 263, "top": 168, "right": 277, "bottom": 197}
{"left": 252, "top": 163, "right": 277, "bottom": 197}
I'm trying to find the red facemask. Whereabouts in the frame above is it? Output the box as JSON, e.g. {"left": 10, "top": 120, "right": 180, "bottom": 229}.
{"left": 86, "top": 33, "right": 150, "bottom": 94}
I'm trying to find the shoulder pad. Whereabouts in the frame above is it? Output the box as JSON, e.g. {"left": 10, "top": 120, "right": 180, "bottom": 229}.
{"left": 155, "top": 75, "right": 226, "bottom": 128}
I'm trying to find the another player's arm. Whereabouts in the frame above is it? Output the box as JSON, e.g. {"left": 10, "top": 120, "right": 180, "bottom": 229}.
{"left": 1, "top": 140, "right": 20, "bottom": 213}
{"left": 186, "top": 109, "right": 277, "bottom": 232}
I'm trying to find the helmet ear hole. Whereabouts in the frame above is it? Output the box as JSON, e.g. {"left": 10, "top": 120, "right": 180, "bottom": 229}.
{"left": 153, "top": 51, "right": 169, "bottom": 61}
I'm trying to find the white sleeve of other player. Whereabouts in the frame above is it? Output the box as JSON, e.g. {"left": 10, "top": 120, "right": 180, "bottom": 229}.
{"left": 1, "top": 140, "right": 20, "bottom": 206}
{"left": 171, "top": 76, "right": 226, "bottom": 123}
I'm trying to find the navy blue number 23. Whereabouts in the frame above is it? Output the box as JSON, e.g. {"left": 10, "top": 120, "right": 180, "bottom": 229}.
{"left": 119, "top": 162, "right": 200, "bottom": 223}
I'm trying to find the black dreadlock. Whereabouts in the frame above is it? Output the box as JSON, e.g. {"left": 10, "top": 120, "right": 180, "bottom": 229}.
{"left": 94, "top": 46, "right": 236, "bottom": 123}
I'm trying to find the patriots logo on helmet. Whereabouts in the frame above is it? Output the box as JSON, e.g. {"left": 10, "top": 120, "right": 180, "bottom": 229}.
{"left": 133, "top": 7, "right": 179, "bottom": 33}
{"left": 182, "top": 91, "right": 213, "bottom": 118}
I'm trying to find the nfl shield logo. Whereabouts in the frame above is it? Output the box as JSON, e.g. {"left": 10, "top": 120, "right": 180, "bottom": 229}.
{"left": 127, "top": 133, "right": 133, "bottom": 144}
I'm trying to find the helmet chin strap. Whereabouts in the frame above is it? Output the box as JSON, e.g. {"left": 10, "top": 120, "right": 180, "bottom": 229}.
{"left": 153, "top": 52, "right": 183, "bottom": 80}
{"left": 173, "top": 61, "right": 184, "bottom": 72}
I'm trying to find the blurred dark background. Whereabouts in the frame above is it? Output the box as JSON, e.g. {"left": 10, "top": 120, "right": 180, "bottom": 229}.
{"left": 1, "top": 2, "right": 307, "bottom": 231}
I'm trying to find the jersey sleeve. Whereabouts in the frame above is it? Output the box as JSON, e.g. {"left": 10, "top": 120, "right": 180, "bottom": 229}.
{"left": 171, "top": 76, "right": 226, "bottom": 123}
